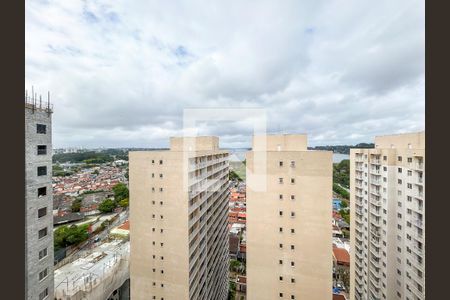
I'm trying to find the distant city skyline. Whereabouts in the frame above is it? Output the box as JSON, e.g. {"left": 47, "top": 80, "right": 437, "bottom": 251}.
{"left": 26, "top": 0, "right": 424, "bottom": 148}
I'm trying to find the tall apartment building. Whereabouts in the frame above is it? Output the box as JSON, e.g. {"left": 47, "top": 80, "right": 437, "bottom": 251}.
{"left": 129, "top": 136, "right": 229, "bottom": 300}
{"left": 25, "top": 95, "right": 54, "bottom": 300}
{"left": 246, "top": 134, "right": 333, "bottom": 300}
{"left": 350, "top": 132, "right": 425, "bottom": 300}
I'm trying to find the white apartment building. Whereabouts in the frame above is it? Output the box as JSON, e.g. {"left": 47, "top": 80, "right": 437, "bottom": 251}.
{"left": 350, "top": 132, "right": 425, "bottom": 300}
{"left": 246, "top": 134, "right": 333, "bottom": 300}
{"left": 129, "top": 136, "right": 229, "bottom": 300}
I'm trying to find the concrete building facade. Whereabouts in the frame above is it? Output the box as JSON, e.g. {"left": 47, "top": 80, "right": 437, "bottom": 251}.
{"left": 350, "top": 132, "right": 425, "bottom": 300}
{"left": 246, "top": 134, "right": 333, "bottom": 300}
{"left": 25, "top": 98, "right": 54, "bottom": 300}
{"left": 129, "top": 136, "right": 229, "bottom": 300}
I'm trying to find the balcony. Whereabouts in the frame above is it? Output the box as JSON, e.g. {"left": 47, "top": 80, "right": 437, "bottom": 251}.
{"left": 370, "top": 168, "right": 381, "bottom": 175}
{"left": 370, "top": 189, "right": 381, "bottom": 196}
{"left": 370, "top": 159, "right": 381, "bottom": 165}
{"left": 416, "top": 162, "right": 424, "bottom": 170}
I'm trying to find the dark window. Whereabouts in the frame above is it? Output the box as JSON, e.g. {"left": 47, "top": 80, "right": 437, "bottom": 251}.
{"left": 398, "top": 156, "right": 402, "bottom": 162}
{"left": 39, "top": 288, "right": 48, "bottom": 300}
{"left": 36, "top": 124, "right": 46, "bottom": 134}
{"left": 39, "top": 248, "right": 48, "bottom": 260}
{"left": 38, "top": 227, "right": 47, "bottom": 239}
{"left": 159, "top": 160, "right": 163, "bottom": 165}
{"left": 37, "top": 145, "right": 47, "bottom": 155}
{"left": 38, "top": 268, "right": 48, "bottom": 281}
{"left": 38, "top": 207, "right": 47, "bottom": 218}
{"left": 37, "top": 166, "right": 47, "bottom": 176}
{"left": 38, "top": 187, "right": 47, "bottom": 197}
{"left": 279, "top": 161, "right": 283, "bottom": 167}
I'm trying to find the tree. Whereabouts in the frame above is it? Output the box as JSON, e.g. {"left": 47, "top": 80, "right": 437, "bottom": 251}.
{"left": 229, "top": 170, "right": 242, "bottom": 181}
{"left": 337, "top": 268, "right": 350, "bottom": 291}
{"left": 118, "top": 198, "right": 129, "bottom": 208}
{"left": 228, "top": 281, "right": 236, "bottom": 300}
{"left": 71, "top": 198, "right": 82, "bottom": 212}
{"left": 54, "top": 224, "right": 90, "bottom": 250}
{"left": 113, "top": 183, "right": 129, "bottom": 202}
{"left": 98, "top": 199, "right": 116, "bottom": 213}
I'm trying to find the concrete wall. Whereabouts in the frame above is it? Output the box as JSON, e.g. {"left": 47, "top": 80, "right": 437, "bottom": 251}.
{"left": 25, "top": 106, "right": 54, "bottom": 300}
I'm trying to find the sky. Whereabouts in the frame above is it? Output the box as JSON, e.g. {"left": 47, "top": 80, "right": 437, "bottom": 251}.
{"left": 25, "top": 0, "right": 425, "bottom": 148}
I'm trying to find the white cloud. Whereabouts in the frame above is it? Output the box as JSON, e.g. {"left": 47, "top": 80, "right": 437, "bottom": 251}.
{"left": 25, "top": 0, "right": 424, "bottom": 148}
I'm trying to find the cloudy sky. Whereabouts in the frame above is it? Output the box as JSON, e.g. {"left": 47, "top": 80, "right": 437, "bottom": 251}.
{"left": 25, "top": 0, "right": 424, "bottom": 148}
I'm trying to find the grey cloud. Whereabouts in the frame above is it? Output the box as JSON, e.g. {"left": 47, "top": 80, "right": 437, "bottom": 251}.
{"left": 26, "top": 0, "right": 424, "bottom": 148}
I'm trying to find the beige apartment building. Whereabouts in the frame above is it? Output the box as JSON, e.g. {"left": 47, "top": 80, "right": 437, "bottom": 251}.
{"left": 129, "top": 136, "right": 229, "bottom": 300}
{"left": 350, "top": 132, "right": 425, "bottom": 300}
{"left": 246, "top": 134, "right": 333, "bottom": 300}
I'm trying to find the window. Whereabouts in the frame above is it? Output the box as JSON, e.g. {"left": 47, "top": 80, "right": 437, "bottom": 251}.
{"left": 159, "top": 160, "right": 163, "bottom": 165}
{"left": 38, "top": 248, "right": 48, "bottom": 260}
{"left": 38, "top": 228, "right": 47, "bottom": 239}
{"left": 279, "top": 178, "right": 284, "bottom": 184}
{"left": 383, "top": 166, "right": 387, "bottom": 171}
{"left": 279, "top": 276, "right": 283, "bottom": 281}
{"left": 39, "top": 287, "right": 48, "bottom": 300}
{"left": 160, "top": 215, "right": 164, "bottom": 219}
{"left": 279, "top": 161, "right": 283, "bottom": 167}
{"left": 279, "top": 293, "right": 283, "bottom": 298}
{"left": 279, "top": 260, "right": 283, "bottom": 265}
{"left": 152, "top": 268, "right": 156, "bottom": 272}
{"left": 279, "top": 211, "right": 283, "bottom": 216}
{"left": 291, "top": 245, "right": 295, "bottom": 250}
{"left": 39, "top": 268, "right": 48, "bottom": 281}
{"left": 290, "top": 178, "right": 295, "bottom": 184}
{"left": 152, "top": 159, "right": 155, "bottom": 164}
{"left": 37, "top": 166, "right": 47, "bottom": 176}
{"left": 160, "top": 201, "right": 163, "bottom": 205}
{"left": 38, "top": 187, "right": 47, "bottom": 197}
{"left": 152, "top": 173, "right": 155, "bottom": 178}
{"left": 279, "top": 227, "right": 283, "bottom": 233}
{"left": 291, "top": 296, "right": 296, "bottom": 300}
{"left": 290, "top": 161, "right": 295, "bottom": 167}
{"left": 291, "top": 278, "right": 296, "bottom": 283}
{"left": 407, "top": 170, "right": 412, "bottom": 176}
{"left": 398, "top": 156, "right": 402, "bottom": 162}
{"left": 279, "top": 194, "right": 283, "bottom": 200}
{"left": 407, "top": 157, "right": 412, "bottom": 163}
{"left": 160, "top": 229, "right": 164, "bottom": 233}
{"left": 398, "top": 179, "right": 402, "bottom": 184}
{"left": 152, "top": 214, "right": 155, "bottom": 219}
{"left": 383, "top": 156, "right": 387, "bottom": 161}
{"left": 398, "top": 167, "right": 402, "bottom": 173}
{"left": 291, "top": 229, "right": 295, "bottom": 234}
{"left": 160, "top": 174, "right": 163, "bottom": 178}
{"left": 37, "top": 145, "right": 47, "bottom": 155}
{"left": 36, "top": 124, "right": 46, "bottom": 134}
{"left": 159, "top": 188, "right": 163, "bottom": 192}
{"left": 279, "top": 243, "right": 283, "bottom": 249}
{"left": 290, "top": 212, "right": 295, "bottom": 217}
{"left": 152, "top": 201, "right": 155, "bottom": 205}
{"left": 152, "top": 228, "right": 155, "bottom": 232}
{"left": 152, "top": 187, "right": 155, "bottom": 192}
{"left": 291, "top": 195, "right": 295, "bottom": 200}
{"left": 407, "top": 183, "right": 412, "bottom": 189}
{"left": 291, "top": 261, "right": 295, "bottom": 267}
{"left": 38, "top": 207, "right": 47, "bottom": 218}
